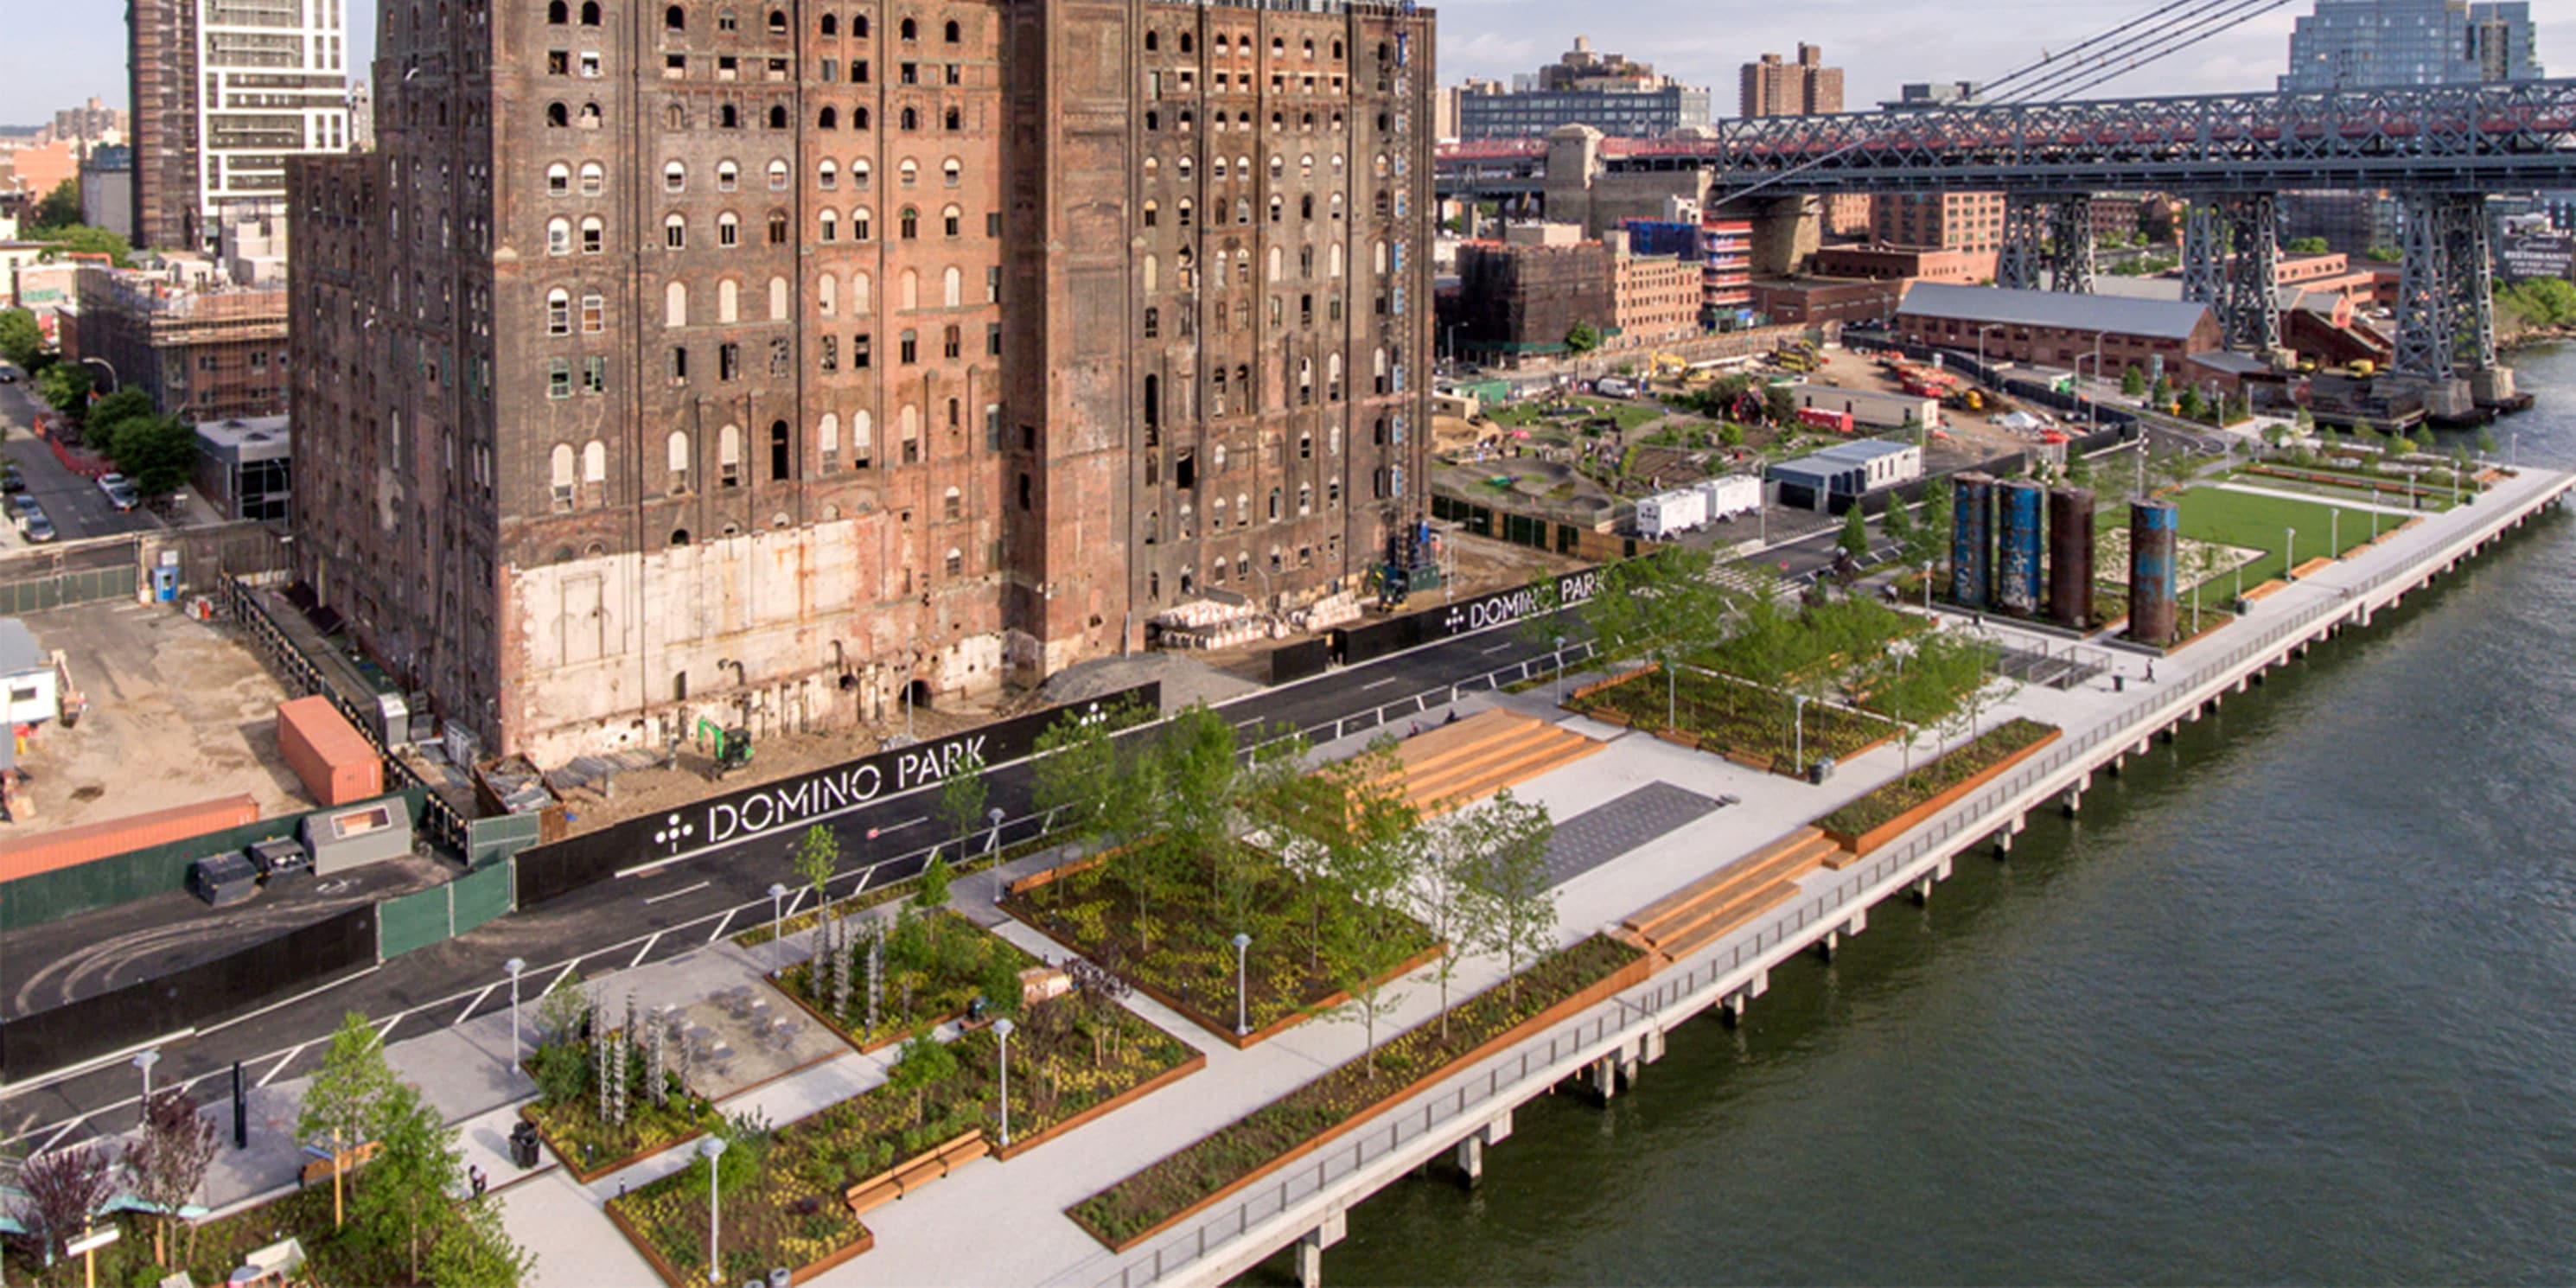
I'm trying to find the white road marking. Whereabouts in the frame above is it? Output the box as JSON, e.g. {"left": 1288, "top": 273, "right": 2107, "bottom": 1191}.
{"left": 452, "top": 982, "right": 499, "bottom": 1028}
{"left": 705, "top": 909, "right": 737, "bottom": 943}
{"left": 641, "top": 880, "right": 711, "bottom": 905}
{"left": 1361, "top": 677, "right": 1400, "bottom": 691}
{"left": 628, "top": 932, "right": 664, "bottom": 970}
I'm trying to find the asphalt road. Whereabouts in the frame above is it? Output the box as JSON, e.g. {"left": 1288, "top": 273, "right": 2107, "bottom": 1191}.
{"left": 0, "top": 365, "right": 166, "bottom": 545}
{"left": 0, "top": 603, "right": 1600, "bottom": 1147}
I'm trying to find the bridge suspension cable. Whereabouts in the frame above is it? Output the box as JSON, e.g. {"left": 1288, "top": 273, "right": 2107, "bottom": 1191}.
{"left": 1707, "top": 0, "right": 2307, "bottom": 207}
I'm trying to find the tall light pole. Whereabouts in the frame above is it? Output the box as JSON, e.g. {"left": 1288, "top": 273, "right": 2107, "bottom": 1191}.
{"left": 133, "top": 1049, "right": 160, "bottom": 1107}
{"left": 2285, "top": 526, "right": 2297, "bottom": 580}
{"left": 506, "top": 958, "right": 527, "bottom": 1072}
{"left": 993, "top": 1017, "right": 1016, "bottom": 1148}
{"left": 698, "top": 1136, "right": 728, "bottom": 1285}
{"left": 1793, "top": 693, "right": 1811, "bottom": 776}
{"left": 2330, "top": 509, "right": 2338, "bottom": 561}
{"left": 768, "top": 883, "right": 789, "bottom": 971}
{"left": 1230, "top": 933, "right": 1252, "bottom": 1037}
{"left": 1975, "top": 323, "right": 2004, "bottom": 377}
{"left": 985, "top": 806, "right": 1005, "bottom": 856}
{"left": 1551, "top": 634, "right": 1567, "bottom": 706}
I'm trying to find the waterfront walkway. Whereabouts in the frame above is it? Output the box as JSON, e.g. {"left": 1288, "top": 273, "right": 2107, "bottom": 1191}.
{"left": 64, "top": 466, "right": 2573, "bottom": 1288}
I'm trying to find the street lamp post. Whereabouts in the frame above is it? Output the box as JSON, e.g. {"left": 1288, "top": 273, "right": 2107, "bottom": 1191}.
{"left": 2330, "top": 510, "right": 2338, "bottom": 561}
{"left": 1230, "top": 933, "right": 1252, "bottom": 1037}
{"left": 2286, "top": 526, "right": 2297, "bottom": 580}
{"left": 698, "top": 1136, "right": 728, "bottom": 1285}
{"left": 1975, "top": 323, "right": 2004, "bottom": 377}
{"left": 1551, "top": 634, "right": 1567, "bottom": 706}
{"left": 133, "top": 1049, "right": 160, "bottom": 1107}
{"left": 985, "top": 807, "right": 1005, "bottom": 856}
{"left": 993, "top": 1017, "right": 1016, "bottom": 1148}
{"left": 506, "top": 958, "right": 526, "bottom": 1072}
{"left": 1793, "top": 693, "right": 1812, "bottom": 777}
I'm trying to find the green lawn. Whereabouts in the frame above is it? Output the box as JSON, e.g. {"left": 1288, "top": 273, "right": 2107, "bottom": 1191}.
{"left": 2171, "top": 486, "right": 2391, "bottom": 592}
{"left": 1487, "top": 395, "right": 1666, "bottom": 435}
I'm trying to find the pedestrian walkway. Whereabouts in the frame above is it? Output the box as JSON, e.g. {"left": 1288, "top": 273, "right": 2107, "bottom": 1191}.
{"left": 2213, "top": 478, "right": 2427, "bottom": 517}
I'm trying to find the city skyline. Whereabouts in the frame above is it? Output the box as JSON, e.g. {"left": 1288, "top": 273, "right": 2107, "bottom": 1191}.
{"left": 5, "top": 1, "right": 2565, "bottom": 129}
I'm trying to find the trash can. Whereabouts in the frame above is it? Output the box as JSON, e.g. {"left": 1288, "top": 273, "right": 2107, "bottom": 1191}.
{"left": 2114, "top": 674, "right": 2126, "bottom": 693}
{"left": 1808, "top": 756, "right": 1836, "bottom": 785}
{"left": 770, "top": 1270, "right": 794, "bottom": 1288}
{"left": 509, "top": 1121, "right": 540, "bottom": 1169}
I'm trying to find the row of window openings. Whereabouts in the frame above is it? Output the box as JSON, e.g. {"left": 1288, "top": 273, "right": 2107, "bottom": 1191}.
{"left": 627, "top": 54, "right": 964, "bottom": 87}
{"left": 1147, "top": 545, "right": 1336, "bottom": 602}
{"left": 1142, "top": 109, "right": 1398, "bottom": 137}
{"left": 550, "top": 101, "right": 969, "bottom": 131}
{"left": 622, "top": 5, "right": 961, "bottom": 43}
{"left": 1141, "top": 484, "right": 1338, "bottom": 542}
{"left": 666, "top": 324, "right": 996, "bottom": 385}
{"left": 1150, "top": 69, "right": 1345, "bottom": 97}
{"left": 550, "top": 156, "right": 950, "bottom": 196}
{"left": 647, "top": 204, "right": 987, "bottom": 250}
{"left": 1146, "top": 152, "right": 1371, "bottom": 182}
{"left": 551, "top": 412, "right": 991, "bottom": 515}
{"left": 1141, "top": 30, "right": 1345, "bottom": 61}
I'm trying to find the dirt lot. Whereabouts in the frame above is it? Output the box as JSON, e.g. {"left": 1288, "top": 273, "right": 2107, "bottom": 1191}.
{"left": 1805, "top": 346, "right": 2063, "bottom": 458}
{"left": 9, "top": 599, "right": 310, "bottom": 835}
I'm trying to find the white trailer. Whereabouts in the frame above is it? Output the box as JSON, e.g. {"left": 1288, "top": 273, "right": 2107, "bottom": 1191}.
{"left": 1697, "top": 475, "right": 1763, "bottom": 522}
{"left": 1635, "top": 488, "right": 1709, "bottom": 539}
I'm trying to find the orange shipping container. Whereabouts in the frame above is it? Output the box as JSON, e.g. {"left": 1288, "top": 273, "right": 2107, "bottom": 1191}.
{"left": 0, "top": 794, "right": 260, "bottom": 883}
{"left": 277, "top": 696, "right": 383, "bottom": 807}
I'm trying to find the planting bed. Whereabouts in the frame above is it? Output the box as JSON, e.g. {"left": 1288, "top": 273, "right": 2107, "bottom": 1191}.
{"left": 1817, "top": 718, "right": 2058, "bottom": 847}
{"left": 1000, "top": 849, "right": 1439, "bottom": 1044}
{"left": 771, "top": 908, "right": 1045, "bottom": 1053}
{"left": 607, "top": 985, "right": 1194, "bottom": 1285}
{"left": 522, "top": 1062, "right": 724, "bottom": 1182}
{"left": 1571, "top": 666, "right": 1892, "bottom": 774}
{"left": 1067, "top": 934, "right": 1650, "bottom": 1252}
{"left": 0, "top": 1186, "right": 416, "bottom": 1288}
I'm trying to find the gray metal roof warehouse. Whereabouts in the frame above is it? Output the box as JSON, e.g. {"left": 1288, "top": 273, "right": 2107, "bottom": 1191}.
{"left": 1897, "top": 282, "right": 2215, "bottom": 341}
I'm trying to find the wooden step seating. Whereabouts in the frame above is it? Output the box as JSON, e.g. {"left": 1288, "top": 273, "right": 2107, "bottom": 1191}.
{"left": 1382, "top": 710, "right": 1604, "bottom": 816}
{"left": 1618, "top": 828, "right": 1840, "bottom": 964}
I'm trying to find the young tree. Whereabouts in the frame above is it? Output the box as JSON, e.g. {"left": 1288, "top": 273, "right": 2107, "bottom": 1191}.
{"left": 915, "top": 851, "right": 953, "bottom": 908}
{"left": 1574, "top": 545, "right": 1738, "bottom": 730}
{"left": 297, "top": 1011, "right": 399, "bottom": 1227}
{"left": 1881, "top": 493, "right": 1917, "bottom": 554}
{"left": 353, "top": 1081, "right": 464, "bottom": 1281}
{"left": 84, "top": 386, "right": 151, "bottom": 435}
{"left": 1907, "top": 479, "right": 1954, "bottom": 574}
{"left": 1458, "top": 790, "right": 1558, "bottom": 1010}
{"left": 1317, "top": 745, "right": 1426, "bottom": 1075}
{"left": 12, "top": 1142, "right": 113, "bottom": 1266}
{"left": 125, "top": 1087, "right": 220, "bottom": 1266}
{"left": 427, "top": 1196, "right": 539, "bottom": 1288}
{"left": 1565, "top": 321, "right": 1600, "bottom": 354}
{"left": 1416, "top": 813, "right": 1489, "bottom": 1042}
{"left": 0, "top": 307, "right": 41, "bottom": 369}
{"left": 1029, "top": 698, "right": 1158, "bottom": 912}
{"left": 111, "top": 413, "right": 198, "bottom": 497}
{"left": 1839, "top": 503, "right": 1871, "bottom": 560}
{"left": 936, "top": 747, "right": 991, "bottom": 859}
{"left": 2120, "top": 366, "right": 2146, "bottom": 398}
{"left": 34, "top": 361, "right": 91, "bottom": 418}
{"left": 792, "top": 822, "right": 838, "bottom": 928}
{"left": 885, "top": 1035, "right": 958, "bottom": 1128}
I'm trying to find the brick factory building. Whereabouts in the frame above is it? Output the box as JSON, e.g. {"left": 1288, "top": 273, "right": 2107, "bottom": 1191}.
{"left": 290, "top": 0, "right": 1436, "bottom": 763}
{"left": 1750, "top": 277, "right": 1903, "bottom": 328}
{"left": 1895, "top": 282, "right": 2224, "bottom": 374}
{"left": 1451, "top": 224, "right": 1612, "bottom": 364}
{"left": 69, "top": 205, "right": 292, "bottom": 423}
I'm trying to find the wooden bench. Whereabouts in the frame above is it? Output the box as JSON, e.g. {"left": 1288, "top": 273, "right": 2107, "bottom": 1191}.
{"left": 845, "top": 1129, "right": 989, "bottom": 1216}
{"left": 296, "top": 1141, "right": 379, "bottom": 1189}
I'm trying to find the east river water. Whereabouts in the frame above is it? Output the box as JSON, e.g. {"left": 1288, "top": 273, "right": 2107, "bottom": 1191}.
{"left": 1255, "top": 341, "right": 2576, "bottom": 1285}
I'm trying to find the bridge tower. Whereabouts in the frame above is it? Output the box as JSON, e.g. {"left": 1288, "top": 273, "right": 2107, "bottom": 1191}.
{"left": 2179, "top": 195, "right": 2282, "bottom": 361}
{"left": 2393, "top": 192, "right": 2513, "bottom": 414}
{"left": 2000, "top": 194, "right": 2096, "bottom": 293}
{"left": 2044, "top": 197, "right": 2097, "bottom": 295}
{"left": 2219, "top": 194, "right": 2282, "bottom": 358}
{"left": 1998, "top": 196, "right": 2047, "bottom": 291}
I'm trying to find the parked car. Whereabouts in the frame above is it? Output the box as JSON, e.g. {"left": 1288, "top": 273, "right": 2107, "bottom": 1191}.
{"left": 98, "top": 473, "right": 138, "bottom": 511}
{"left": 22, "top": 508, "right": 57, "bottom": 543}
{"left": 0, "top": 367, "right": 17, "bottom": 384}
{"left": 1, "top": 466, "right": 22, "bottom": 494}
{"left": 9, "top": 494, "right": 37, "bottom": 518}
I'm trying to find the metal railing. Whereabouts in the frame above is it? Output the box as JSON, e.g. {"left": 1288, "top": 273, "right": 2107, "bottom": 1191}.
{"left": 1076, "top": 474, "right": 2569, "bottom": 1288}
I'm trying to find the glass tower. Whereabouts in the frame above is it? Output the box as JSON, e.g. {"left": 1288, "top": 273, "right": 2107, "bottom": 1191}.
{"left": 2280, "top": 0, "right": 2541, "bottom": 92}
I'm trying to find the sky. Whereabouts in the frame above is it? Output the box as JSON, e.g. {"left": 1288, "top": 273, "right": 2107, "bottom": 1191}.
{"left": 0, "top": 1, "right": 2566, "bottom": 126}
